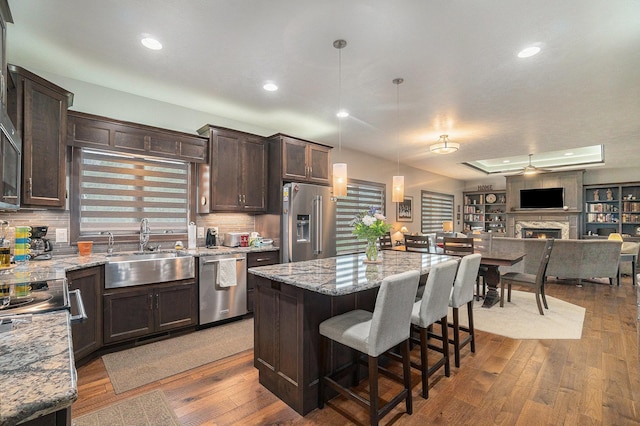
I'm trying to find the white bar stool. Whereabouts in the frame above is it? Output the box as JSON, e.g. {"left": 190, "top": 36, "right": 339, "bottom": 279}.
{"left": 318, "top": 270, "right": 420, "bottom": 426}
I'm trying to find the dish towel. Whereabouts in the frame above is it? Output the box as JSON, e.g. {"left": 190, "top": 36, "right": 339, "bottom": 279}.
{"left": 217, "top": 258, "right": 237, "bottom": 287}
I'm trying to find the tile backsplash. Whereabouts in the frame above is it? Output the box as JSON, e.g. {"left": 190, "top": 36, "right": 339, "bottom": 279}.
{"left": 0, "top": 210, "right": 256, "bottom": 255}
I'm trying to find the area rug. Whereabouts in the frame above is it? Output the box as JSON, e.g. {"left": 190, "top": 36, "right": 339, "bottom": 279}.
{"left": 450, "top": 290, "right": 585, "bottom": 339}
{"left": 73, "top": 390, "right": 180, "bottom": 426}
{"left": 103, "top": 318, "right": 253, "bottom": 394}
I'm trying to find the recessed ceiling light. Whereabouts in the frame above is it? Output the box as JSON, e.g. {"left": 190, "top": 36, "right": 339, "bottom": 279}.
{"left": 263, "top": 82, "right": 278, "bottom": 92}
{"left": 141, "top": 37, "right": 162, "bottom": 50}
{"left": 336, "top": 110, "right": 349, "bottom": 118}
{"left": 517, "top": 46, "right": 540, "bottom": 58}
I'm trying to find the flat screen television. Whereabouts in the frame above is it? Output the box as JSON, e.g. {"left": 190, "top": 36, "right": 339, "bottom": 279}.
{"left": 520, "top": 187, "right": 564, "bottom": 209}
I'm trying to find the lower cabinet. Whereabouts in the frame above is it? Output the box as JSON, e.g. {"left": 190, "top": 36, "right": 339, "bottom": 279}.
{"left": 18, "top": 407, "right": 71, "bottom": 426}
{"left": 67, "top": 265, "right": 104, "bottom": 362}
{"left": 246, "top": 250, "right": 279, "bottom": 312}
{"left": 103, "top": 280, "right": 197, "bottom": 345}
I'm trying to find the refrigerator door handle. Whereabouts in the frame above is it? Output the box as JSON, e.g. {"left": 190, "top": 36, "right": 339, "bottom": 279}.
{"left": 314, "top": 195, "right": 323, "bottom": 254}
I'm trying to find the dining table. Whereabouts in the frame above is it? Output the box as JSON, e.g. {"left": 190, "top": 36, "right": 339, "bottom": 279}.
{"left": 476, "top": 250, "right": 526, "bottom": 307}
{"left": 397, "top": 244, "right": 526, "bottom": 308}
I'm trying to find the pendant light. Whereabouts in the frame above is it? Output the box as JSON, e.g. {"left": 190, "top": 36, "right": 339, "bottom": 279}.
{"left": 332, "top": 39, "right": 348, "bottom": 198}
{"left": 392, "top": 78, "right": 405, "bottom": 203}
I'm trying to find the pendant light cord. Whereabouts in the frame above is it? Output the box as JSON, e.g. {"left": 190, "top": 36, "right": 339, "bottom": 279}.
{"left": 393, "top": 78, "right": 404, "bottom": 175}
{"left": 396, "top": 80, "right": 400, "bottom": 175}
{"left": 338, "top": 45, "right": 342, "bottom": 160}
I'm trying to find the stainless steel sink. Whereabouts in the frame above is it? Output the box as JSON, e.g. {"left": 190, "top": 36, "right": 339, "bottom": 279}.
{"left": 105, "top": 251, "right": 195, "bottom": 289}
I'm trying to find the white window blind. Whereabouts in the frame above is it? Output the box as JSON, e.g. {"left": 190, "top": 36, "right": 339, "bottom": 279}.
{"left": 77, "top": 149, "right": 189, "bottom": 235}
{"left": 420, "top": 190, "right": 454, "bottom": 234}
{"left": 336, "top": 179, "right": 386, "bottom": 255}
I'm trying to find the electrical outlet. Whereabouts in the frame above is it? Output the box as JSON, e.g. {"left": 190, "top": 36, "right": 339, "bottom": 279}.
{"left": 56, "top": 228, "right": 68, "bottom": 243}
{"left": 197, "top": 227, "right": 205, "bottom": 238}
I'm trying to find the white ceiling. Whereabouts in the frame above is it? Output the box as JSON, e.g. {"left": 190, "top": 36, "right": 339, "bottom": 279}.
{"left": 6, "top": 0, "right": 640, "bottom": 180}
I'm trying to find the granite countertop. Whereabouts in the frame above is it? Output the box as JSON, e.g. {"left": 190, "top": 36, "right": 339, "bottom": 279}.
{"left": 0, "top": 245, "right": 279, "bottom": 285}
{"left": 0, "top": 245, "right": 279, "bottom": 424}
{"left": 248, "top": 250, "right": 459, "bottom": 296}
{"left": 0, "top": 311, "right": 77, "bottom": 425}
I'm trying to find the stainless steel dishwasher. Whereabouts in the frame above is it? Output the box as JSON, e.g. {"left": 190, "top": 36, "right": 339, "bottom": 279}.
{"left": 198, "top": 253, "right": 247, "bottom": 325}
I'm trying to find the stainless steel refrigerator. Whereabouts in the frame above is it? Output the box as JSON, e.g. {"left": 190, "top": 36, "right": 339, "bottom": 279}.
{"left": 282, "top": 182, "right": 336, "bottom": 262}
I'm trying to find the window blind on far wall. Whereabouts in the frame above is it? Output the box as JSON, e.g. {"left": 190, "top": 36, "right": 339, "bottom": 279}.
{"left": 421, "top": 190, "right": 454, "bottom": 234}
{"left": 336, "top": 179, "right": 386, "bottom": 255}
{"left": 78, "top": 149, "right": 189, "bottom": 236}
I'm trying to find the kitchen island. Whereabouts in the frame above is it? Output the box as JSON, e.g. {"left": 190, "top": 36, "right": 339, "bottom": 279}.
{"left": 248, "top": 250, "right": 458, "bottom": 415}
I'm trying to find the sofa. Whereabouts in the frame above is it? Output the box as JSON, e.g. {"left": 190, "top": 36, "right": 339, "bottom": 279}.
{"left": 491, "top": 237, "right": 623, "bottom": 285}
{"left": 620, "top": 241, "right": 640, "bottom": 276}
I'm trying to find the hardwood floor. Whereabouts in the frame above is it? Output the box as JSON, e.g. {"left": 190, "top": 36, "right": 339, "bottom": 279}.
{"left": 73, "top": 276, "right": 640, "bottom": 425}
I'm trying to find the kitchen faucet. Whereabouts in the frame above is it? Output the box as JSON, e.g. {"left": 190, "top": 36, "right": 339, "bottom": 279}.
{"left": 102, "top": 231, "right": 114, "bottom": 254}
{"left": 139, "top": 218, "right": 150, "bottom": 252}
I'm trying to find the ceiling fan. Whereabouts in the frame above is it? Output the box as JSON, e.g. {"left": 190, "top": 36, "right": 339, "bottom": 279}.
{"left": 518, "top": 154, "right": 553, "bottom": 175}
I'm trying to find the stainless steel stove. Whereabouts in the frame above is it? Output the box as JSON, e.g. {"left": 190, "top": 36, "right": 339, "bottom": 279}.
{"left": 0, "top": 278, "right": 76, "bottom": 318}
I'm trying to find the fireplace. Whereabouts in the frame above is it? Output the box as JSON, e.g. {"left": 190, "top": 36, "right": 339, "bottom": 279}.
{"left": 514, "top": 220, "right": 571, "bottom": 239}
{"left": 522, "top": 228, "right": 562, "bottom": 239}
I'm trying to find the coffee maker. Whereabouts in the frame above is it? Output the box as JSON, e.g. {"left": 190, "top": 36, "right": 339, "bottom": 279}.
{"left": 30, "top": 225, "right": 53, "bottom": 260}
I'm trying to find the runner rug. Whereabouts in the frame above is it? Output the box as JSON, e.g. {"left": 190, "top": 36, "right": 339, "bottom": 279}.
{"left": 102, "top": 318, "right": 253, "bottom": 394}
{"left": 73, "top": 390, "right": 180, "bottom": 426}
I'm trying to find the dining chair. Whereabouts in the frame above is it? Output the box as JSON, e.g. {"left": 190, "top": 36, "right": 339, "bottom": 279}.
{"left": 379, "top": 232, "right": 393, "bottom": 250}
{"left": 500, "top": 239, "right": 555, "bottom": 315}
{"left": 408, "top": 259, "right": 459, "bottom": 399}
{"left": 471, "top": 231, "right": 492, "bottom": 301}
{"left": 404, "top": 235, "right": 431, "bottom": 253}
{"left": 434, "top": 232, "right": 455, "bottom": 249}
{"left": 443, "top": 237, "right": 475, "bottom": 256}
{"left": 448, "top": 253, "right": 482, "bottom": 368}
{"left": 318, "top": 270, "right": 420, "bottom": 425}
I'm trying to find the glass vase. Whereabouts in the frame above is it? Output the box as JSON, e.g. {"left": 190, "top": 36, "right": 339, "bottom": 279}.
{"left": 365, "top": 237, "right": 380, "bottom": 263}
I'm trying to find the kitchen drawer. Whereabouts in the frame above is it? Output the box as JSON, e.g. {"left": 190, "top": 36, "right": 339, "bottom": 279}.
{"left": 247, "top": 250, "right": 279, "bottom": 313}
{"left": 247, "top": 250, "right": 280, "bottom": 267}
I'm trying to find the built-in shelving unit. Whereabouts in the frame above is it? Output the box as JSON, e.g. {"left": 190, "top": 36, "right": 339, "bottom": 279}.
{"left": 584, "top": 183, "right": 640, "bottom": 239}
{"left": 463, "top": 190, "right": 507, "bottom": 233}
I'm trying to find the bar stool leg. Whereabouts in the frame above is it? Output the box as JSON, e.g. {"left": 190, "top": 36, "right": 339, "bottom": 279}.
{"left": 440, "top": 316, "right": 450, "bottom": 377}
{"left": 467, "top": 301, "right": 476, "bottom": 353}
{"left": 419, "top": 327, "right": 429, "bottom": 399}
{"left": 452, "top": 307, "right": 461, "bottom": 368}
{"left": 401, "top": 338, "right": 413, "bottom": 414}
{"left": 368, "top": 355, "right": 380, "bottom": 426}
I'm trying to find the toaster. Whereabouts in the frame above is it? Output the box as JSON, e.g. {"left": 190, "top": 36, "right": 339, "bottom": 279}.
{"left": 224, "top": 232, "right": 250, "bottom": 247}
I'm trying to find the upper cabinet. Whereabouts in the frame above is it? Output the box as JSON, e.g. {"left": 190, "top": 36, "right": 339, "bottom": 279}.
{"left": 277, "top": 134, "right": 331, "bottom": 185}
{"left": 8, "top": 65, "right": 73, "bottom": 208}
{"left": 197, "top": 125, "right": 267, "bottom": 213}
{"left": 0, "top": 1, "right": 11, "bottom": 108}
{"left": 67, "top": 111, "right": 208, "bottom": 163}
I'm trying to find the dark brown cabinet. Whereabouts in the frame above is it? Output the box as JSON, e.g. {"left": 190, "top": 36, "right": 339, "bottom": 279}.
{"left": 67, "top": 111, "right": 208, "bottom": 163}
{"left": 246, "top": 250, "right": 279, "bottom": 312}
{"left": 0, "top": 1, "right": 11, "bottom": 108}
{"left": 7, "top": 65, "right": 73, "bottom": 208}
{"left": 67, "top": 265, "right": 104, "bottom": 363}
{"left": 280, "top": 135, "right": 331, "bottom": 184}
{"left": 103, "top": 280, "right": 197, "bottom": 345}
{"left": 197, "top": 125, "right": 267, "bottom": 213}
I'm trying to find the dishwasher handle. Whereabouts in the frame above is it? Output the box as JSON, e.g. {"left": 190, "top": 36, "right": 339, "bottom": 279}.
{"left": 69, "top": 289, "right": 88, "bottom": 324}
{"left": 202, "top": 257, "right": 245, "bottom": 265}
